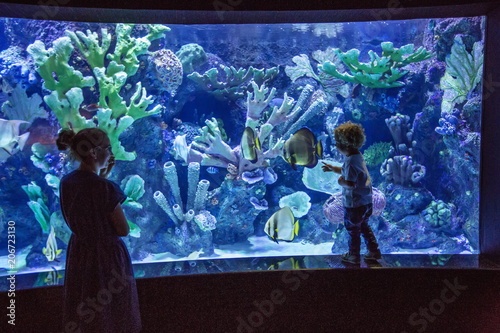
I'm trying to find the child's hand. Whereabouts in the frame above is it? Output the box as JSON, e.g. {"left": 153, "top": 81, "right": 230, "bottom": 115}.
{"left": 99, "top": 156, "right": 115, "bottom": 178}
{"left": 322, "top": 162, "right": 334, "bottom": 172}
{"left": 322, "top": 162, "right": 341, "bottom": 174}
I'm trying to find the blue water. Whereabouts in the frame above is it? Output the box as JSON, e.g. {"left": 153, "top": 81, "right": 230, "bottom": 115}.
{"left": 0, "top": 16, "right": 483, "bottom": 289}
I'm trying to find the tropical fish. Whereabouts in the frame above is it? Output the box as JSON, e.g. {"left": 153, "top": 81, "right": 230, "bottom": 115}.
{"left": 268, "top": 257, "right": 301, "bottom": 270}
{"left": 282, "top": 127, "right": 323, "bottom": 171}
{"left": 264, "top": 206, "right": 299, "bottom": 244}
{"left": 44, "top": 267, "right": 63, "bottom": 286}
{"left": 207, "top": 166, "right": 219, "bottom": 174}
{"left": 240, "top": 127, "right": 261, "bottom": 164}
{"left": 43, "top": 225, "right": 62, "bottom": 262}
{"left": 0, "top": 119, "right": 30, "bottom": 163}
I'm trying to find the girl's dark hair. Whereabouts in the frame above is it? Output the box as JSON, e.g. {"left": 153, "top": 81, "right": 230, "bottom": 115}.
{"left": 56, "top": 128, "right": 108, "bottom": 161}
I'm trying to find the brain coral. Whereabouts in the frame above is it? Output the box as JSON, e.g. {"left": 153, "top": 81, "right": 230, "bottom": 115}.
{"left": 151, "top": 49, "right": 183, "bottom": 97}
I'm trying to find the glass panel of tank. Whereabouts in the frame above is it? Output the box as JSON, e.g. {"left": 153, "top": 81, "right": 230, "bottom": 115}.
{"left": 0, "top": 16, "right": 484, "bottom": 287}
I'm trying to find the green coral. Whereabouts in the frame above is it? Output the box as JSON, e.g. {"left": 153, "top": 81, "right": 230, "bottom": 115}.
{"left": 188, "top": 65, "right": 279, "bottom": 101}
{"left": 423, "top": 200, "right": 453, "bottom": 228}
{"left": 121, "top": 175, "right": 146, "bottom": 209}
{"left": 175, "top": 43, "right": 208, "bottom": 74}
{"left": 27, "top": 24, "right": 168, "bottom": 161}
{"left": 30, "top": 143, "right": 52, "bottom": 172}
{"left": 27, "top": 37, "right": 96, "bottom": 132}
{"left": 22, "top": 181, "right": 50, "bottom": 233}
{"left": 45, "top": 174, "right": 60, "bottom": 197}
{"left": 363, "top": 142, "right": 392, "bottom": 167}
{"left": 440, "top": 36, "right": 483, "bottom": 114}
{"left": 319, "top": 42, "right": 434, "bottom": 88}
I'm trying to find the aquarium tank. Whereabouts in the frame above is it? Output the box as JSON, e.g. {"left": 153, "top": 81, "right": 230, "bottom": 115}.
{"left": 0, "top": 14, "right": 484, "bottom": 288}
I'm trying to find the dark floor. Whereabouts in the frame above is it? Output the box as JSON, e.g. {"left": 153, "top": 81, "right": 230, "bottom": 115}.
{"left": 2, "top": 256, "right": 500, "bottom": 332}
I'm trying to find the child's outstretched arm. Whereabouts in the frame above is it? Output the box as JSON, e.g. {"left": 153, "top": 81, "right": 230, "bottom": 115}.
{"left": 321, "top": 162, "right": 341, "bottom": 174}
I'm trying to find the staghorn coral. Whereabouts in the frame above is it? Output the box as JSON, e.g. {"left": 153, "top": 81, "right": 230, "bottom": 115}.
{"left": 319, "top": 42, "right": 434, "bottom": 88}
{"left": 172, "top": 80, "right": 303, "bottom": 177}
{"left": 187, "top": 64, "right": 278, "bottom": 101}
{"left": 27, "top": 24, "right": 168, "bottom": 161}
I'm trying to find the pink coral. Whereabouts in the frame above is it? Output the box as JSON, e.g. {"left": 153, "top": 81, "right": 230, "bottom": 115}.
{"left": 323, "top": 188, "right": 386, "bottom": 224}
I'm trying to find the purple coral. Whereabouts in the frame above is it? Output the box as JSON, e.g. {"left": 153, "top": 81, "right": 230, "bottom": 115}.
{"left": 323, "top": 188, "right": 386, "bottom": 224}
{"left": 250, "top": 197, "right": 268, "bottom": 210}
{"left": 263, "top": 167, "right": 278, "bottom": 185}
{"left": 242, "top": 168, "right": 264, "bottom": 184}
{"left": 435, "top": 109, "right": 460, "bottom": 136}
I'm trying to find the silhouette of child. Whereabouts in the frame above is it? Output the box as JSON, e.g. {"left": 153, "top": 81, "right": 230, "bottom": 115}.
{"left": 322, "top": 121, "right": 382, "bottom": 264}
{"left": 57, "top": 128, "right": 141, "bottom": 332}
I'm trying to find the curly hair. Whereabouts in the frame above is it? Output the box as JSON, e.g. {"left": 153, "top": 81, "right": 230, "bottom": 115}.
{"left": 56, "top": 128, "right": 108, "bottom": 162}
{"left": 334, "top": 121, "right": 366, "bottom": 150}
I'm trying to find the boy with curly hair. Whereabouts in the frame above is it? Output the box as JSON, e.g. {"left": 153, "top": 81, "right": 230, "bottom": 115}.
{"left": 322, "top": 121, "right": 382, "bottom": 264}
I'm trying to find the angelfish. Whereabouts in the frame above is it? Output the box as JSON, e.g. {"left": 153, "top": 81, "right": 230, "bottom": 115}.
{"left": 264, "top": 206, "right": 299, "bottom": 244}
{"left": 240, "top": 127, "right": 261, "bottom": 163}
{"left": 43, "top": 225, "right": 62, "bottom": 262}
{"left": 282, "top": 127, "right": 323, "bottom": 171}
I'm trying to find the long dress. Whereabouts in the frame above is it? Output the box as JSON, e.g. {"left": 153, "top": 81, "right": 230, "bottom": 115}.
{"left": 60, "top": 169, "right": 141, "bottom": 332}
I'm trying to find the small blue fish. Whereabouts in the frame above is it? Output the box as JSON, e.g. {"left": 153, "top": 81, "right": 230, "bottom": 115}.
{"left": 148, "top": 160, "right": 157, "bottom": 169}
{"left": 207, "top": 167, "right": 219, "bottom": 174}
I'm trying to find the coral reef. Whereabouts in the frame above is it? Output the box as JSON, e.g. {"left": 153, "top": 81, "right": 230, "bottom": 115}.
{"left": 153, "top": 161, "right": 214, "bottom": 256}
{"left": 278, "top": 191, "right": 312, "bottom": 218}
{"left": 302, "top": 159, "right": 342, "bottom": 195}
{"left": 27, "top": 24, "right": 167, "bottom": 160}
{"left": 1, "top": 84, "right": 47, "bottom": 123}
{"left": 380, "top": 113, "right": 426, "bottom": 186}
{"left": 440, "top": 36, "right": 483, "bottom": 115}
{"left": 22, "top": 181, "right": 50, "bottom": 233}
{"left": 435, "top": 109, "right": 460, "bottom": 136}
{"left": 150, "top": 49, "right": 183, "bottom": 97}
{"left": 173, "top": 80, "right": 307, "bottom": 177}
{"left": 319, "top": 42, "right": 434, "bottom": 88}
{"left": 422, "top": 199, "right": 454, "bottom": 229}
{"left": 187, "top": 64, "right": 278, "bottom": 101}
{"left": 175, "top": 43, "right": 208, "bottom": 74}
{"left": 363, "top": 142, "right": 392, "bottom": 167}
{"left": 121, "top": 175, "right": 146, "bottom": 209}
